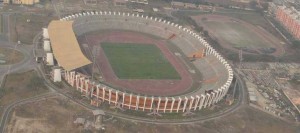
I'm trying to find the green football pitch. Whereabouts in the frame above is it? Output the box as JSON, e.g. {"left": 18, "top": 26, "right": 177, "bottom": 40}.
{"left": 101, "top": 42, "right": 181, "bottom": 79}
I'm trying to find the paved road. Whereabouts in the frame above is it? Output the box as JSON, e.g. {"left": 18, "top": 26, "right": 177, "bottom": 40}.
{"left": 0, "top": 41, "right": 36, "bottom": 86}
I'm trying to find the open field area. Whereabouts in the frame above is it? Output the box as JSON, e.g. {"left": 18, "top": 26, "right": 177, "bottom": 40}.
{"left": 0, "top": 70, "right": 49, "bottom": 124}
{"left": 0, "top": 70, "right": 48, "bottom": 106}
{"left": 101, "top": 43, "right": 180, "bottom": 79}
{"left": 192, "top": 14, "right": 285, "bottom": 56}
{"left": 12, "top": 13, "right": 54, "bottom": 44}
{"left": 5, "top": 97, "right": 91, "bottom": 133}
{"left": 103, "top": 106, "right": 300, "bottom": 133}
{"left": 0, "top": 47, "right": 24, "bottom": 65}
{"left": 203, "top": 21, "right": 269, "bottom": 48}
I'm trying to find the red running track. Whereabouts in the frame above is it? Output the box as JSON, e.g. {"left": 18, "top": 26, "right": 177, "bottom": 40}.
{"left": 79, "top": 31, "right": 193, "bottom": 96}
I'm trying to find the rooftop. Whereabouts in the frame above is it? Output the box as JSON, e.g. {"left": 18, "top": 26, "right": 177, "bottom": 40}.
{"left": 48, "top": 20, "right": 92, "bottom": 71}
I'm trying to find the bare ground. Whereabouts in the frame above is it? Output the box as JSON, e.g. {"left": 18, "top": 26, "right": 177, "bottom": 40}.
{"left": 6, "top": 97, "right": 91, "bottom": 133}
{"left": 192, "top": 14, "right": 285, "bottom": 57}
{"left": 104, "top": 106, "right": 300, "bottom": 133}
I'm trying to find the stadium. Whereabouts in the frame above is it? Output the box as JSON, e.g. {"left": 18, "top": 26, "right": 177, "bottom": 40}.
{"left": 43, "top": 11, "right": 233, "bottom": 113}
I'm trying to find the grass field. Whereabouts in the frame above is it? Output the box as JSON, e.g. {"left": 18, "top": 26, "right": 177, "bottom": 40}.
{"left": 204, "top": 21, "right": 269, "bottom": 48}
{"left": 101, "top": 43, "right": 181, "bottom": 79}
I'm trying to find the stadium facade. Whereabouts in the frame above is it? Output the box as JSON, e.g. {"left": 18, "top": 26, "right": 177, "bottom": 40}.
{"left": 43, "top": 11, "right": 233, "bottom": 113}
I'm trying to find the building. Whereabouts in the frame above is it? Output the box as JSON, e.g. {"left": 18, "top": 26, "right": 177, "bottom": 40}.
{"left": 276, "top": 5, "right": 300, "bottom": 39}
{"left": 44, "top": 11, "right": 233, "bottom": 113}
{"left": 3, "top": 0, "right": 39, "bottom": 5}
{"left": 113, "top": 0, "right": 126, "bottom": 6}
{"left": 126, "top": 0, "right": 148, "bottom": 4}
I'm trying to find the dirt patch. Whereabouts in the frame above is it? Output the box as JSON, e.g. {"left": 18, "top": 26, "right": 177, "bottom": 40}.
{"left": 6, "top": 97, "right": 91, "bottom": 133}
{"left": 0, "top": 70, "right": 48, "bottom": 106}
{"left": 103, "top": 106, "right": 299, "bottom": 133}
{"left": 78, "top": 30, "right": 193, "bottom": 96}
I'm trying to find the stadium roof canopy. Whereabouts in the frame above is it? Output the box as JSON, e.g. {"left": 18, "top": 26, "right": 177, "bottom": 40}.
{"left": 48, "top": 20, "right": 92, "bottom": 71}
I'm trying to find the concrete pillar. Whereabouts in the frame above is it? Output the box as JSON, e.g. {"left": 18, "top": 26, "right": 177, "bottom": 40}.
{"left": 108, "top": 89, "right": 112, "bottom": 104}
{"left": 46, "top": 53, "right": 54, "bottom": 66}
{"left": 189, "top": 96, "right": 194, "bottom": 110}
{"left": 115, "top": 91, "right": 118, "bottom": 105}
{"left": 164, "top": 98, "right": 168, "bottom": 113}
{"left": 157, "top": 97, "right": 161, "bottom": 112}
{"left": 90, "top": 85, "right": 94, "bottom": 98}
{"left": 214, "top": 90, "right": 220, "bottom": 103}
{"left": 96, "top": 85, "right": 100, "bottom": 100}
{"left": 176, "top": 97, "right": 182, "bottom": 113}
{"left": 150, "top": 97, "right": 154, "bottom": 111}
{"left": 194, "top": 95, "right": 200, "bottom": 110}
{"left": 170, "top": 97, "right": 175, "bottom": 113}
{"left": 122, "top": 93, "right": 125, "bottom": 107}
{"left": 43, "top": 40, "right": 51, "bottom": 52}
{"left": 143, "top": 97, "right": 147, "bottom": 111}
{"left": 75, "top": 75, "right": 80, "bottom": 90}
{"left": 220, "top": 87, "right": 226, "bottom": 98}
{"left": 204, "top": 94, "right": 211, "bottom": 108}
{"left": 136, "top": 96, "right": 140, "bottom": 110}
{"left": 80, "top": 78, "right": 84, "bottom": 93}
{"left": 70, "top": 71, "right": 75, "bottom": 86}
{"left": 84, "top": 80, "right": 89, "bottom": 95}
{"left": 208, "top": 92, "right": 216, "bottom": 106}
{"left": 129, "top": 94, "right": 132, "bottom": 109}
{"left": 43, "top": 28, "right": 49, "bottom": 39}
{"left": 53, "top": 68, "right": 61, "bottom": 82}
{"left": 198, "top": 95, "right": 205, "bottom": 110}
{"left": 102, "top": 87, "right": 106, "bottom": 101}
{"left": 218, "top": 88, "right": 225, "bottom": 101}
{"left": 182, "top": 97, "right": 188, "bottom": 112}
